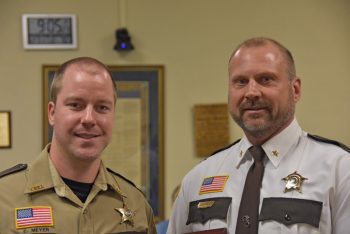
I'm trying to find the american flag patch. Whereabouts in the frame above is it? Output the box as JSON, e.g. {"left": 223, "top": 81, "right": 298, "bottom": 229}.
{"left": 15, "top": 206, "right": 54, "bottom": 229}
{"left": 199, "top": 175, "right": 229, "bottom": 194}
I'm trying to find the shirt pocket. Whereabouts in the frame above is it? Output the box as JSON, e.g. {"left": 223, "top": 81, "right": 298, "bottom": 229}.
{"left": 259, "top": 197, "right": 322, "bottom": 233}
{"left": 186, "top": 197, "right": 231, "bottom": 226}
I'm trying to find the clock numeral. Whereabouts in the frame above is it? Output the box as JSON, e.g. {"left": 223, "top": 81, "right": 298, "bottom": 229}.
{"left": 37, "top": 18, "right": 64, "bottom": 34}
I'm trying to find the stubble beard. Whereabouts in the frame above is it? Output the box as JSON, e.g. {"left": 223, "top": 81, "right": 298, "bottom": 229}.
{"left": 231, "top": 90, "right": 295, "bottom": 140}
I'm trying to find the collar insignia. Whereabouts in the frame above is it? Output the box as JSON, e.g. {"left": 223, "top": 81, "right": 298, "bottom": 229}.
{"left": 282, "top": 171, "right": 308, "bottom": 193}
{"left": 115, "top": 206, "right": 135, "bottom": 226}
{"left": 30, "top": 184, "right": 45, "bottom": 192}
{"left": 272, "top": 150, "right": 279, "bottom": 157}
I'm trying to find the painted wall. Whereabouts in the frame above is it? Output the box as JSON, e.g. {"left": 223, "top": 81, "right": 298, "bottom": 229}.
{"left": 1, "top": 0, "right": 349, "bottom": 218}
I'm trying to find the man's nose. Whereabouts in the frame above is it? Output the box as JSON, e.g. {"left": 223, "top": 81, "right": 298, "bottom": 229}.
{"left": 81, "top": 106, "right": 96, "bottom": 127}
{"left": 245, "top": 80, "right": 261, "bottom": 99}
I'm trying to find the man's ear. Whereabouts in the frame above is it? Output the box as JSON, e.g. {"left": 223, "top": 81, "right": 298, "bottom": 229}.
{"left": 48, "top": 101, "right": 55, "bottom": 126}
{"left": 292, "top": 77, "right": 301, "bottom": 102}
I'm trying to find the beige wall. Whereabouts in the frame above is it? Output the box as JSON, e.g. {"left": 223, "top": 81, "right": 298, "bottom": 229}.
{"left": 1, "top": 0, "right": 349, "bottom": 218}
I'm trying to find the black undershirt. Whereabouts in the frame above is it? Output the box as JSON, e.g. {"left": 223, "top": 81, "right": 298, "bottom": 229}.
{"left": 62, "top": 177, "right": 93, "bottom": 203}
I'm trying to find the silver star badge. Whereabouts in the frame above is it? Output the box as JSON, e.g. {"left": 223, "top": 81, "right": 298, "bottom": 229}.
{"left": 115, "top": 206, "right": 135, "bottom": 226}
{"left": 282, "top": 171, "right": 308, "bottom": 193}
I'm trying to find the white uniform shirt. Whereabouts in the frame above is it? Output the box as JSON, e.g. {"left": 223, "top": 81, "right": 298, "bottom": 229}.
{"left": 167, "top": 119, "right": 350, "bottom": 234}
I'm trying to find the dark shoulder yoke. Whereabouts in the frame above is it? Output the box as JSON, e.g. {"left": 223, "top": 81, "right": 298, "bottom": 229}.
{"left": 0, "top": 163, "right": 27, "bottom": 178}
{"left": 308, "top": 134, "right": 350, "bottom": 153}
{"left": 107, "top": 167, "right": 137, "bottom": 187}
{"left": 210, "top": 138, "right": 241, "bottom": 156}
{"left": 107, "top": 168, "right": 146, "bottom": 195}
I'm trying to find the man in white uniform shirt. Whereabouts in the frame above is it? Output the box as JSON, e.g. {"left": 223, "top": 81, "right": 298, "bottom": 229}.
{"left": 167, "top": 37, "right": 350, "bottom": 234}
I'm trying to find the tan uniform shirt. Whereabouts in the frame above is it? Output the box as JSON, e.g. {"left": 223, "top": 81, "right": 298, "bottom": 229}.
{"left": 0, "top": 145, "right": 156, "bottom": 234}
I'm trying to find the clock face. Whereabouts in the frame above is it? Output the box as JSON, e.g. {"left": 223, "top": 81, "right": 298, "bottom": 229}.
{"left": 22, "top": 14, "right": 77, "bottom": 49}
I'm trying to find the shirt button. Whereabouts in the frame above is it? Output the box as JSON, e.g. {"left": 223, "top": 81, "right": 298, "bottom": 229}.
{"left": 83, "top": 210, "right": 88, "bottom": 214}
{"left": 284, "top": 213, "right": 292, "bottom": 222}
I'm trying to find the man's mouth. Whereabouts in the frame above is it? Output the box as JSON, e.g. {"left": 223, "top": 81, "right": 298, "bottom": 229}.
{"left": 240, "top": 100, "right": 270, "bottom": 113}
{"left": 75, "top": 133, "right": 100, "bottom": 139}
{"left": 243, "top": 107, "right": 265, "bottom": 111}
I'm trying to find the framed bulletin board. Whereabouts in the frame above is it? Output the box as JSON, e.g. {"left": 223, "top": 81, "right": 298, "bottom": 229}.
{"left": 194, "top": 103, "right": 230, "bottom": 157}
{"left": 42, "top": 65, "right": 165, "bottom": 218}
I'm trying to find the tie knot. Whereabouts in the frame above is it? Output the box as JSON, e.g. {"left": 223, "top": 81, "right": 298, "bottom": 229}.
{"left": 249, "top": 145, "right": 265, "bottom": 162}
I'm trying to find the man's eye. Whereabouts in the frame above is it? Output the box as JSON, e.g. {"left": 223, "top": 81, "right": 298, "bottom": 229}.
{"left": 68, "top": 103, "right": 82, "bottom": 110}
{"left": 260, "top": 76, "right": 272, "bottom": 83}
{"left": 234, "top": 78, "right": 248, "bottom": 86}
{"left": 97, "top": 105, "right": 110, "bottom": 113}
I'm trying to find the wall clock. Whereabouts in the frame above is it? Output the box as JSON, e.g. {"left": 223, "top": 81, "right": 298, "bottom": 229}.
{"left": 22, "top": 14, "right": 77, "bottom": 49}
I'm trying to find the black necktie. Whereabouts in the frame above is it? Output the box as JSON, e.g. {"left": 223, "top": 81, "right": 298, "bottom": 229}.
{"left": 235, "top": 146, "right": 265, "bottom": 234}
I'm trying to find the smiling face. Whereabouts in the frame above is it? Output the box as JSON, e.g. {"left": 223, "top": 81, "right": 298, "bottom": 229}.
{"left": 228, "top": 42, "right": 301, "bottom": 145}
{"left": 48, "top": 62, "right": 115, "bottom": 162}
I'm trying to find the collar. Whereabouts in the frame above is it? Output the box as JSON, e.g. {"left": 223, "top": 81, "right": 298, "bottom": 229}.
{"left": 235, "top": 119, "right": 302, "bottom": 168}
{"left": 24, "top": 144, "right": 125, "bottom": 198}
{"left": 94, "top": 161, "right": 126, "bottom": 197}
{"left": 24, "top": 145, "right": 55, "bottom": 194}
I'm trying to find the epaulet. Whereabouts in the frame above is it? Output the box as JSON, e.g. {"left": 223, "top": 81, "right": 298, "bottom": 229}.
{"left": 107, "top": 168, "right": 146, "bottom": 195}
{"left": 307, "top": 134, "right": 350, "bottom": 153}
{"left": 0, "top": 163, "right": 27, "bottom": 178}
{"left": 210, "top": 138, "right": 241, "bottom": 156}
{"left": 107, "top": 167, "right": 137, "bottom": 188}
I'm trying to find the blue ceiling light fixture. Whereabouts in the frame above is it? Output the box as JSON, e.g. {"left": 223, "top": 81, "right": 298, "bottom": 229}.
{"left": 114, "top": 28, "right": 134, "bottom": 52}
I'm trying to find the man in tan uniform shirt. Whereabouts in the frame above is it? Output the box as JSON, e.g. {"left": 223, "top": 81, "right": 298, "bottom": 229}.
{"left": 0, "top": 57, "right": 156, "bottom": 234}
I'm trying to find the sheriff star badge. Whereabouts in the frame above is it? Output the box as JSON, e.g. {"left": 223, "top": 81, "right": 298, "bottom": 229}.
{"left": 282, "top": 171, "right": 308, "bottom": 193}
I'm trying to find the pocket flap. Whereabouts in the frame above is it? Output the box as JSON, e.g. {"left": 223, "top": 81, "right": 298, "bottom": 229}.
{"left": 186, "top": 197, "right": 231, "bottom": 225}
{"left": 184, "top": 228, "right": 227, "bottom": 234}
{"left": 259, "top": 197, "right": 322, "bottom": 228}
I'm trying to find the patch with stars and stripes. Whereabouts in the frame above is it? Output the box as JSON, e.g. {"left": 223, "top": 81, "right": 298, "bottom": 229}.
{"left": 199, "top": 175, "right": 229, "bottom": 195}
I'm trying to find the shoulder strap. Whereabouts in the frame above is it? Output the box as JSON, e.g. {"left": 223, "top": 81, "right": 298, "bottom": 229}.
{"left": 0, "top": 163, "right": 27, "bottom": 178}
{"left": 106, "top": 167, "right": 137, "bottom": 187}
{"left": 107, "top": 168, "right": 146, "bottom": 196}
{"left": 307, "top": 134, "right": 350, "bottom": 153}
{"left": 210, "top": 138, "right": 241, "bottom": 156}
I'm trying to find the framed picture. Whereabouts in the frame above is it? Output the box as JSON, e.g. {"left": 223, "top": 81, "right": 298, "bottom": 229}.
{"left": 43, "top": 65, "right": 165, "bottom": 218}
{"left": 0, "top": 111, "right": 11, "bottom": 148}
{"left": 22, "top": 14, "right": 77, "bottom": 49}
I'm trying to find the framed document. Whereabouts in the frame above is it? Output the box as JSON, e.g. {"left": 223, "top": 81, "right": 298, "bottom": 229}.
{"left": 22, "top": 14, "right": 77, "bottom": 49}
{"left": 0, "top": 111, "right": 11, "bottom": 148}
{"left": 43, "top": 65, "right": 165, "bottom": 218}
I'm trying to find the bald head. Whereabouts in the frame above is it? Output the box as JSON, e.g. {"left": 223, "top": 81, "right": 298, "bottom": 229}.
{"left": 229, "top": 37, "right": 296, "bottom": 79}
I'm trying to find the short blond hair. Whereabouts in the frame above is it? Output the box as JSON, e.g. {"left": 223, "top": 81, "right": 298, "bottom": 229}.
{"left": 50, "top": 57, "right": 117, "bottom": 103}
